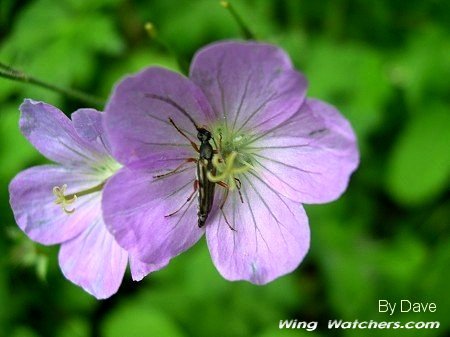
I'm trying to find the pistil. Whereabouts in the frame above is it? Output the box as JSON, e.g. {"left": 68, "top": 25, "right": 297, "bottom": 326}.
{"left": 53, "top": 181, "right": 106, "bottom": 214}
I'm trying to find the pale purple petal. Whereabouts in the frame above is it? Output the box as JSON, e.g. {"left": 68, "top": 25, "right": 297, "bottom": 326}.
{"left": 129, "top": 256, "right": 169, "bottom": 282}
{"left": 249, "top": 99, "right": 359, "bottom": 204}
{"left": 190, "top": 41, "right": 308, "bottom": 133}
{"left": 72, "top": 108, "right": 111, "bottom": 153}
{"left": 19, "top": 99, "right": 107, "bottom": 166}
{"left": 72, "top": 108, "right": 103, "bottom": 142}
{"left": 102, "top": 165, "right": 203, "bottom": 265}
{"left": 104, "top": 67, "right": 214, "bottom": 166}
{"left": 59, "top": 218, "right": 128, "bottom": 299}
{"left": 206, "top": 173, "right": 310, "bottom": 284}
{"left": 9, "top": 165, "right": 103, "bottom": 244}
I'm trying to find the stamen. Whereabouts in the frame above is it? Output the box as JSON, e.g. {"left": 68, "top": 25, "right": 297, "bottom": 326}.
{"left": 208, "top": 151, "right": 253, "bottom": 190}
{"left": 53, "top": 184, "right": 77, "bottom": 214}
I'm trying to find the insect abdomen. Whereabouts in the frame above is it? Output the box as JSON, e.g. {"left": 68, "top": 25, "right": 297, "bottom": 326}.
{"left": 197, "top": 158, "right": 215, "bottom": 227}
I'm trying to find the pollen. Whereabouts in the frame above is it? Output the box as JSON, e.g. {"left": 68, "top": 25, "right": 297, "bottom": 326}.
{"left": 207, "top": 151, "right": 253, "bottom": 190}
{"left": 53, "top": 184, "right": 77, "bottom": 214}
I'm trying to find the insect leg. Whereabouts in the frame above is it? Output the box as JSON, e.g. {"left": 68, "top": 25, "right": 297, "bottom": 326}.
{"left": 165, "top": 180, "right": 199, "bottom": 217}
{"left": 234, "top": 178, "right": 244, "bottom": 203}
{"left": 216, "top": 181, "right": 236, "bottom": 231}
{"left": 154, "top": 157, "right": 197, "bottom": 179}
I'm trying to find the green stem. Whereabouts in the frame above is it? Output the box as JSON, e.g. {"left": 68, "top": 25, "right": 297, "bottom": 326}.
{"left": 0, "top": 62, "right": 105, "bottom": 107}
{"left": 144, "top": 22, "right": 190, "bottom": 75}
{"left": 220, "top": 1, "right": 255, "bottom": 40}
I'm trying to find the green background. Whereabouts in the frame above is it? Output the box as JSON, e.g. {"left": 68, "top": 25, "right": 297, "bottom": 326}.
{"left": 0, "top": 0, "right": 449, "bottom": 336}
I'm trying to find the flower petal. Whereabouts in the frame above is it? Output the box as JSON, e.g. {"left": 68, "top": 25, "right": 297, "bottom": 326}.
{"left": 104, "top": 67, "right": 214, "bottom": 166}
{"left": 206, "top": 173, "right": 310, "bottom": 284}
{"left": 58, "top": 218, "right": 128, "bottom": 299}
{"left": 190, "top": 41, "right": 307, "bottom": 133}
{"left": 72, "top": 108, "right": 111, "bottom": 153}
{"left": 19, "top": 99, "right": 107, "bottom": 166}
{"left": 102, "top": 165, "right": 203, "bottom": 265}
{"left": 249, "top": 99, "right": 359, "bottom": 204}
{"left": 129, "top": 255, "right": 169, "bottom": 282}
{"left": 9, "top": 165, "right": 103, "bottom": 244}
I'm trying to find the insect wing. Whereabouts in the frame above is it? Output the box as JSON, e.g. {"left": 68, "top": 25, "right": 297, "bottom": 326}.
{"left": 197, "top": 158, "right": 216, "bottom": 227}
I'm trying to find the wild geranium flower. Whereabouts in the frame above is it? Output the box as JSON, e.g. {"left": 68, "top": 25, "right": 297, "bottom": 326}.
{"left": 103, "top": 41, "right": 359, "bottom": 284}
{"left": 9, "top": 100, "right": 165, "bottom": 299}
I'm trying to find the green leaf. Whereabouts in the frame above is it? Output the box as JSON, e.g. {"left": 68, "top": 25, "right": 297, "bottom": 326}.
{"left": 10, "top": 327, "right": 40, "bottom": 337}
{"left": 0, "top": 104, "right": 40, "bottom": 180}
{"left": 57, "top": 317, "right": 91, "bottom": 337}
{"left": 420, "top": 240, "right": 450, "bottom": 327}
{"left": 101, "top": 302, "right": 185, "bottom": 337}
{"left": 376, "top": 233, "right": 427, "bottom": 297}
{"left": 0, "top": 249, "right": 9, "bottom": 331}
{"left": 311, "top": 213, "right": 378, "bottom": 319}
{"left": 59, "top": 281, "right": 97, "bottom": 313}
{"left": 305, "top": 40, "right": 391, "bottom": 139}
{"left": 386, "top": 104, "right": 450, "bottom": 206}
{"left": 391, "top": 26, "right": 450, "bottom": 109}
{"left": 0, "top": 0, "right": 123, "bottom": 103}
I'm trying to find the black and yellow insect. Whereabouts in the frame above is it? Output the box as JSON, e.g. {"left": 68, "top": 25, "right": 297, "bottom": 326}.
{"left": 146, "top": 93, "right": 222, "bottom": 228}
{"left": 166, "top": 118, "right": 217, "bottom": 228}
{"left": 195, "top": 127, "right": 216, "bottom": 227}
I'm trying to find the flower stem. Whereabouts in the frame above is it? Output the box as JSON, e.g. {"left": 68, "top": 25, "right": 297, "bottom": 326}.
{"left": 220, "top": 1, "right": 255, "bottom": 40}
{"left": 144, "top": 22, "right": 190, "bottom": 75}
{"left": 0, "top": 62, "right": 105, "bottom": 107}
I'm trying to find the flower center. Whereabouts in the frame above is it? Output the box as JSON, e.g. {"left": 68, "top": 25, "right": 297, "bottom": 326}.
{"left": 208, "top": 125, "right": 255, "bottom": 190}
{"left": 52, "top": 157, "right": 121, "bottom": 214}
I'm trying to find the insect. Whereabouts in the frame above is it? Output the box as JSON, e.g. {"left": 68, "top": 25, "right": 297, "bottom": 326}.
{"left": 194, "top": 126, "right": 216, "bottom": 227}
{"left": 165, "top": 118, "right": 217, "bottom": 228}
{"left": 146, "top": 94, "right": 238, "bottom": 229}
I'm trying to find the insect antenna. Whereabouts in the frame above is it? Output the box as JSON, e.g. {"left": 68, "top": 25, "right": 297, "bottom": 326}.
{"left": 168, "top": 118, "right": 199, "bottom": 152}
{"left": 145, "top": 93, "right": 199, "bottom": 130}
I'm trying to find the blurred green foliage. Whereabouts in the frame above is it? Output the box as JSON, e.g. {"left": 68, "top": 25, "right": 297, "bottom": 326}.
{"left": 0, "top": 0, "right": 449, "bottom": 336}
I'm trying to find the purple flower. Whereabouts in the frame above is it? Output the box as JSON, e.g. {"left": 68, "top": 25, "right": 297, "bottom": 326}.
{"left": 103, "top": 41, "right": 359, "bottom": 284}
{"left": 9, "top": 99, "right": 166, "bottom": 299}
